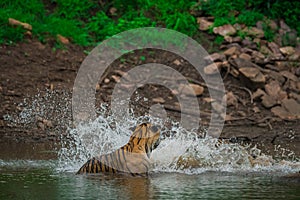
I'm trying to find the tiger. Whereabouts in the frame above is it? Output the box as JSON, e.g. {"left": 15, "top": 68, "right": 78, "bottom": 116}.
{"left": 76, "top": 123, "right": 160, "bottom": 176}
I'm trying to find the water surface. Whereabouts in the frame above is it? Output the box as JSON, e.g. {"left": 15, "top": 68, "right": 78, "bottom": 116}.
{"left": 1, "top": 163, "right": 299, "bottom": 200}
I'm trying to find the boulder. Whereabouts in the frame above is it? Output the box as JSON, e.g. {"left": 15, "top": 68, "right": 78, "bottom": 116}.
{"left": 242, "top": 27, "right": 265, "bottom": 38}
{"left": 204, "top": 62, "right": 222, "bottom": 75}
{"left": 239, "top": 53, "right": 251, "bottom": 61}
{"left": 213, "top": 24, "right": 236, "bottom": 36}
{"left": 197, "top": 17, "right": 213, "bottom": 31}
{"left": 265, "top": 80, "right": 287, "bottom": 101}
{"left": 280, "top": 70, "right": 299, "bottom": 82}
{"left": 282, "top": 98, "right": 300, "bottom": 116}
{"left": 224, "top": 46, "right": 239, "bottom": 56}
{"left": 271, "top": 106, "right": 293, "bottom": 120}
{"left": 239, "top": 67, "right": 266, "bottom": 88}
{"left": 205, "top": 53, "right": 226, "bottom": 62}
{"left": 279, "top": 46, "right": 295, "bottom": 56}
{"left": 177, "top": 83, "right": 204, "bottom": 96}
{"left": 261, "top": 95, "right": 277, "bottom": 108}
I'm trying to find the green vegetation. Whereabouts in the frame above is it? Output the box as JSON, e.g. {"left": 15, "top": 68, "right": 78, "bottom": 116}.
{"left": 0, "top": 0, "right": 299, "bottom": 46}
{"left": 200, "top": 0, "right": 300, "bottom": 41}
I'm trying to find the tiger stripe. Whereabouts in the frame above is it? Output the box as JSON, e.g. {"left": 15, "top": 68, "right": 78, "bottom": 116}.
{"left": 76, "top": 123, "right": 160, "bottom": 176}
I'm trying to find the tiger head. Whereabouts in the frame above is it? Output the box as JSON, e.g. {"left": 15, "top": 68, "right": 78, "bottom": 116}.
{"left": 128, "top": 123, "right": 161, "bottom": 158}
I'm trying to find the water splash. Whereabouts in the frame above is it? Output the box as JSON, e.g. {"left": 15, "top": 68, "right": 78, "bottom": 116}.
{"left": 3, "top": 89, "right": 73, "bottom": 139}
{"left": 3, "top": 90, "right": 300, "bottom": 175}
{"left": 58, "top": 110, "right": 300, "bottom": 175}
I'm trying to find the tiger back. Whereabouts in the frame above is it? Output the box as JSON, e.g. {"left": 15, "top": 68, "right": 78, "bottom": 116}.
{"left": 76, "top": 123, "right": 160, "bottom": 176}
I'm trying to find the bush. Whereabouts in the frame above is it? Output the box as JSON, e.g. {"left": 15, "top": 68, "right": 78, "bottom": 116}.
{"left": 0, "top": 0, "right": 299, "bottom": 46}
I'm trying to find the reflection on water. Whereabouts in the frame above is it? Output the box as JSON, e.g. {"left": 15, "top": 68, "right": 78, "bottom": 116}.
{"left": 0, "top": 166, "right": 299, "bottom": 200}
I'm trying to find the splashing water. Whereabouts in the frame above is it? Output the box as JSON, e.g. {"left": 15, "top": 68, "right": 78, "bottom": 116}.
{"left": 4, "top": 90, "right": 300, "bottom": 175}
{"left": 58, "top": 109, "right": 300, "bottom": 175}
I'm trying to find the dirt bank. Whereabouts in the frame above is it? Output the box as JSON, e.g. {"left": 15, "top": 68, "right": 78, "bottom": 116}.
{"left": 0, "top": 38, "right": 299, "bottom": 157}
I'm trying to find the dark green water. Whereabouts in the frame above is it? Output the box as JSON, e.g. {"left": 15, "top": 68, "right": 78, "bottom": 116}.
{"left": 0, "top": 162, "right": 299, "bottom": 200}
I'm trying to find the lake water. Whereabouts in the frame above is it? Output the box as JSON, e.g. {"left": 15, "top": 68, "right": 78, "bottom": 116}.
{"left": 0, "top": 161, "right": 299, "bottom": 200}
{"left": 0, "top": 138, "right": 299, "bottom": 200}
{"left": 1, "top": 93, "right": 299, "bottom": 200}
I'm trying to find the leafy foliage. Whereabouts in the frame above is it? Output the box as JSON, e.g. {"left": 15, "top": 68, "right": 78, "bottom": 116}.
{"left": 0, "top": 0, "right": 299, "bottom": 46}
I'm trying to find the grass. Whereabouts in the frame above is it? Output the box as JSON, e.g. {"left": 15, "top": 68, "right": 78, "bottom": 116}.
{"left": 199, "top": 0, "right": 300, "bottom": 41}
{"left": 0, "top": 0, "right": 299, "bottom": 46}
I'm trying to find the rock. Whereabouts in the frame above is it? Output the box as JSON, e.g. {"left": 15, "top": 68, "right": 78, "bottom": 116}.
{"left": 239, "top": 53, "right": 251, "bottom": 61}
{"left": 265, "top": 80, "right": 287, "bottom": 101}
{"left": 224, "top": 91, "right": 238, "bottom": 107}
{"left": 8, "top": 18, "right": 32, "bottom": 30}
{"left": 267, "top": 71, "right": 285, "bottom": 84}
{"left": 241, "top": 47, "right": 254, "bottom": 54}
{"left": 259, "top": 45, "right": 273, "bottom": 55}
{"left": 271, "top": 106, "right": 292, "bottom": 120}
{"left": 289, "top": 80, "right": 300, "bottom": 92}
{"left": 253, "top": 38, "right": 261, "bottom": 44}
{"left": 197, "top": 17, "right": 213, "bottom": 31}
{"left": 275, "top": 61, "right": 289, "bottom": 71}
{"left": 203, "top": 97, "right": 215, "bottom": 103}
{"left": 252, "top": 106, "right": 260, "bottom": 113}
{"left": 252, "top": 51, "right": 265, "bottom": 63}
{"left": 222, "top": 60, "right": 230, "bottom": 68}
{"left": 279, "top": 46, "right": 295, "bottom": 56}
{"left": 242, "top": 38, "right": 257, "bottom": 49}
{"left": 189, "top": 84, "right": 204, "bottom": 96}
{"left": 224, "top": 46, "right": 239, "bottom": 56}
{"left": 224, "top": 36, "right": 242, "bottom": 43}
{"left": 57, "top": 34, "right": 69, "bottom": 44}
{"left": 289, "top": 51, "right": 300, "bottom": 61}
{"left": 233, "top": 23, "right": 245, "bottom": 31}
{"left": 177, "top": 83, "right": 204, "bottom": 96}
{"left": 213, "top": 24, "right": 236, "bottom": 36}
{"left": 152, "top": 97, "right": 165, "bottom": 104}
{"left": 205, "top": 53, "right": 226, "bottom": 62}
{"left": 224, "top": 36, "right": 233, "bottom": 43}
{"left": 104, "top": 78, "right": 110, "bottom": 83}
{"left": 253, "top": 88, "right": 266, "bottom": 100}
{"left": 242, "top": 27, "right": 264, "bottom": 38}
{"left": 173, "top": 59, "right": 181, "bottom": 66}
{"left": 230, "top": 58, "right": 253, "bottom": 69}
{"left": 233, "top": 36, "right": 243, "bottom": 43}
{"left": 282, "top": 98, "right": 300, "bottom": 116}
{"left": 289, "top": 93, "right": 300, "bottom": 103}
{"left": 204, "top": 62, "right": 222, "bottom": 75}
{"left": 268, "top": 20, "right": 278, "bottom": 31}
{"left": 239, "top": 67, "right": 265, "bottom": 81}
{"left": 280, "top": 70, "right": 299, "bottom": 82}
{"left": 268, "top": 42, "right": 281, "bottom": 55}
{"left": 111, "top": 75, "right": 120, "bottom": 83}
{"left": 230, "top": 67, "right": 240, "bottom": 77}
{"left": 265, "top": 64, "right": 279, "bottom": 72}
{"left": 261, "top": 95, "right": 277, "bottom": 108}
